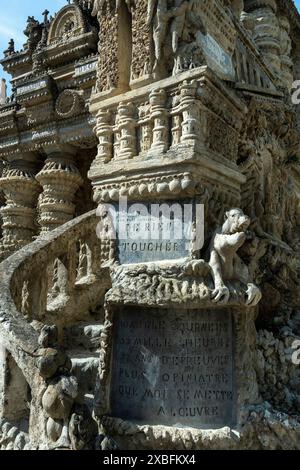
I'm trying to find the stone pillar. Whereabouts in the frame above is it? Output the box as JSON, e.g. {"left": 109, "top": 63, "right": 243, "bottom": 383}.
{"left": 179, "top": 81, "right": 202, "bottom": 145}
{"left": 0, "top": 154, "right": 40, "bottom": 260}
{"left": 93, "top": 110, "right": 113, "bottom": 164}
{"left": 130, "top": 0, "right": 155, "bottom": 88}
{"left": 92, "top": 1, "right": 132, "bottom": 96}
{"left": 138, "top": 103, "right": 152, "bottom": 153}
{"left": 245, "top": 0, "right": 281, "bottom": 79}
{"left": 149, "top": 89, "right": 169, "bottom": 154}
{"left": 36, "top": 147, "right": 83, "bottom": 235}
{"left": 115, "top": 102, "right": 136, "bottom": 160}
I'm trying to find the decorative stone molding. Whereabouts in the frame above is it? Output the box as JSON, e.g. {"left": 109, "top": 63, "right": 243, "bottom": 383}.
{"left": 55, "top": 89, "right": 85, "bottom": 119}
{"left": 0, "top": 0, "right": 299, "bottom": 452}
{"left": 47, "top": 4, "right": 88, "bottom": 45}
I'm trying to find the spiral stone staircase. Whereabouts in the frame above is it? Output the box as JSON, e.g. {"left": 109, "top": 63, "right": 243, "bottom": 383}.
{"left": 0, "top": 210, "right": 112, "bottom": 449}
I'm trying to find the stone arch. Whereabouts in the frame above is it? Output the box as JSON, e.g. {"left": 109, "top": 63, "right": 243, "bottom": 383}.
{"left": 47, "top": 5, "right": 87, "bottom": 45}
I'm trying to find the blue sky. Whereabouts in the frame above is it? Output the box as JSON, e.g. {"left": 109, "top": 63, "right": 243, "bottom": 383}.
{"left": 0, "top": 0, "right": 300, "bottom": 93}
{"left": 0, "top": 0, "right": 66, "bottom": 91}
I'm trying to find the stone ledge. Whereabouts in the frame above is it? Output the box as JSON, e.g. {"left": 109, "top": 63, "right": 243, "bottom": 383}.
{"left": 106, "top": 260, "right": 255, "bottom": 308}
{"left": 100, "top": 405, "right": 300, "bottom": 450}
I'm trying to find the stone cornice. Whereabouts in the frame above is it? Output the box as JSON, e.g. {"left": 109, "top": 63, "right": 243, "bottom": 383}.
{"left": 0, "top": 114, "right": 96, "bottom": 158}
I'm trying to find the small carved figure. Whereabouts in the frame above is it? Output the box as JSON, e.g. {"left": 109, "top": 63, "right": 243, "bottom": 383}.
{"left": 209, "top": 208, "right": 262, "bottom": 306}
{"left": 42, "top": 375, "right": 78, "bottom": 448}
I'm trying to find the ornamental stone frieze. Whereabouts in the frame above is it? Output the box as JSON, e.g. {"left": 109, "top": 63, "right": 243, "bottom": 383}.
{"left": 36, "top": 146, "right": 83, "bottom": 235}
{"left": 0, "top": 153, "right": 41, "bottom": 260}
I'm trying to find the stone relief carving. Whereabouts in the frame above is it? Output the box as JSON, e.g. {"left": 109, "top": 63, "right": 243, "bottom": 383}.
{"left": 55, "top": 90, "right": 85, "bottom": 119}
{"left": 146, "top": 0, "right": 206, "bottom": 74}
{"left": 0, "top": 0, "right": 299, "bottom": 452}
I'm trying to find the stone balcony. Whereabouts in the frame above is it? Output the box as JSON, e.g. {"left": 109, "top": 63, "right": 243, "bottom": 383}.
{"left": 89, "top": 66, "right": 246, "bottom": 208}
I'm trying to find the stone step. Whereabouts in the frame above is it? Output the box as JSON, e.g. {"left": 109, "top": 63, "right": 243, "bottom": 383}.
{"left": 64, "top": 322, "right": 104, "bottom": 351}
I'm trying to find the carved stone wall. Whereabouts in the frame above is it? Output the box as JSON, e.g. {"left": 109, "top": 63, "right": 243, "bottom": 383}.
{"left": 0, "top": 0, "right": 299, "bottom": 451}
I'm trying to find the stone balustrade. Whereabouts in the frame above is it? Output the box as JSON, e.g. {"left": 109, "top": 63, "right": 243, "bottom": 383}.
{"left": 0, "top": 210, "right": 111, "bottom": 449}
{"left": 91, "top": 69, "right": 214, "bottom": 167}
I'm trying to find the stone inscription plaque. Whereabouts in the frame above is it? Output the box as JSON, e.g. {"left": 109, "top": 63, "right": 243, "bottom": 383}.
{"left": 113, "top": 200, "right": 203, "bottom": 265}
{"left": 110, "top": 307, "right": 235, "bottom": 429}
{"left": 197, "top": 33, "right": 235, "bottom": 81}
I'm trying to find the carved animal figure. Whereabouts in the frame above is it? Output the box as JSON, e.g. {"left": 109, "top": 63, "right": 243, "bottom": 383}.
{"left": 209, "top": 208, "right": 262, "bottom": 306}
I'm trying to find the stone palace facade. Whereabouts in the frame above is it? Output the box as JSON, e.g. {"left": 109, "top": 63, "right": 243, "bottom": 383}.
{"left": 0, "top": 0, "right": 299, "bottom": 450}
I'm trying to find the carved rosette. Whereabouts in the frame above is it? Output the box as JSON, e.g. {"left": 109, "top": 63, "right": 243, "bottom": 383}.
{"left": 0, "top": 160, "right": 40, "bottom": 259}
{"left": 36, "top": 153, "right": 83, "bottom": 235}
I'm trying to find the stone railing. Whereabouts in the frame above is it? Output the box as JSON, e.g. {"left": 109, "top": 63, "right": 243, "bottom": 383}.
{"left": 90, "top": 67, "right": 245, "bottom": 169}
{"left": 0, "top": 209, "right": 111, "bottom": 449}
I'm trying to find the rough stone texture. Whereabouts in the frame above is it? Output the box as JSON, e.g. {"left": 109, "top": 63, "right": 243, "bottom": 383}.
{"left": 0, "top": 0, "right": 299, "bottom": 451}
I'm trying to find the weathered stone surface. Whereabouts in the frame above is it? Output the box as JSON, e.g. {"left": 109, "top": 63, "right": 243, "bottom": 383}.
{"left": 114, "top": 200, "right": 199, "bottom": 264}
{"left": 110, "top": 307, "right": 235, "bottom": 429}
{"left": 0, "top": 0, "right": 299, "bottom": 452}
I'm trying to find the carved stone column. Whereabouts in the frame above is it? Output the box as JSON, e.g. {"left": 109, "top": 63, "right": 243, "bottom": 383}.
{"left": 36, "top": 147, "right": 83, "bottom": 235}
{"left": 115, "top": 102, "right": 137, "bottom": 160}
{"left": 93, "top": 110, "right": 113, "bottom": 165}
{"left": 149, "top": 89, "right": 169, "bottom": 154}
{"left": 0, "top": 154, "right": 40, "bottom": 260}
{"left": 179, "top": 81, "right": 203, "bottom": 145}
{"left": 138, "top": 103, "right": 152, "bottom": 153}
{"left": 245, "top": 0, "right": 281, "bottom": 79}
